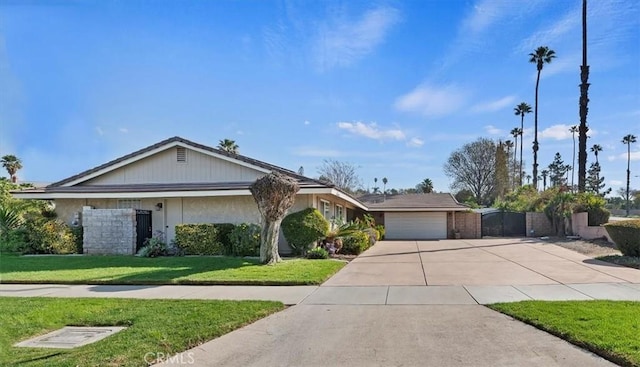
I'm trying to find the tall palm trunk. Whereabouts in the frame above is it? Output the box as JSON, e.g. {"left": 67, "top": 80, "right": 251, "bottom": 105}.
{"left": 520, "top": 116, "right": 524, "bottom": 186}
{"left": 578, "top": 0, "right": 590, "bottom": 192}
{"left": 513, "top": 137, "right": 518, "bottom": 186}
{"left": 572, "top": 132, "right": 576, "bottom": 190}
{"left": 627, "top": 143, "right": 632, "bottom": 217}
{"left": 533, "top": 70, "right": 541, "bottom": 190}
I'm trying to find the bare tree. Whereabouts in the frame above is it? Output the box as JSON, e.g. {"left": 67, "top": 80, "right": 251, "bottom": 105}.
{"left": 317, "top": 159, "right": 362, "bottom": 193}
{"left": 443, "top": 138, "right": 496, "bottom": 205}
{"left": 250, "top": 172, "right": 300, "bottom": 264}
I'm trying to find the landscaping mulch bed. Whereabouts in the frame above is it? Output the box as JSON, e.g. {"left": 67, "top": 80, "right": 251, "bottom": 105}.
{"left": 547, "top": 237, "right": 640, "bottom": 269}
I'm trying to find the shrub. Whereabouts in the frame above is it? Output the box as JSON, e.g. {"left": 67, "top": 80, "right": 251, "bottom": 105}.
{"left": 229, "top": 223, "right": 261, "bottom": 257}
{"left": 174, "top": 223, "right": 235, "bottom": 255}
{"left": 0, "top": 228, "right": 27, "bottom": 253}
{"left": 587, "top": 207, "right": 610, "bottom": 226}
{"left": 573, "top": 193, "right": 610, "bottom": 226}
{"left": 214, "top": 223, "right": 236, "bottom": 255}
{"left": 137, "top": 235, "right": 170, "bottom": 258}
{"left": 363, "top": 227, "right": 378, "bottom": 247}
{"left": 282, "top": 208, "right": 329, "bottom": 255}
{"left": 22, "top": 219, "right": 76, "bottom": 254}
{"left": 341, "top": 230, "right": 370, "bottom": 255}
{"left": 375, "top": 225, "right": 385, "bottom": 240}
{"left": 306, "top": 247, "right": 329, "bottom": 259}
{"left": 605, "top": 219, "right": 640, "bottom": 257}
{"left": 70, "top": 226, "right": 84, "bottom": 254}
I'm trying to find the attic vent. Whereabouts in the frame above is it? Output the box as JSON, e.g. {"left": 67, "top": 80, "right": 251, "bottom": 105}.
{"left": 176, "top": 147, "right": 187, "bottom": 162}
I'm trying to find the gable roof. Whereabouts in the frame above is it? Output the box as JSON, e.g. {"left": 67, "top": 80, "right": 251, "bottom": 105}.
{"left": 50, "top": 136, "right": 317, "bottom": 187}
{"left": 359, "top": 193, "right": 469, "bottom": 211}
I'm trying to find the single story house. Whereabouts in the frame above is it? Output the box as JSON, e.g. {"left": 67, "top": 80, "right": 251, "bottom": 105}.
{"left": 13, "top": 137, "right": 480, "bottom": 254}
{"left": 13, "top": 136, "right": 366, "bottom": 254}
{"left": 358, "top": 193, "right": 475, "bottom": 240}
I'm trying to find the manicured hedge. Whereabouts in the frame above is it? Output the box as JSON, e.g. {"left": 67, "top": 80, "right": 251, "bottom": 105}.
{"left": 341, "top": 230, "right": 370, "bottom": 255}
{"left": 229, "top": 223, "right": 261, "bottom": 257}
{"left": 604, "top": 219, "right": 640, "bottom": 257}
{"left": 281, "top": 208, "right": 329, "bottom": 255}
{"left": 174, "top": 223, "right": 234, "bottom": 255}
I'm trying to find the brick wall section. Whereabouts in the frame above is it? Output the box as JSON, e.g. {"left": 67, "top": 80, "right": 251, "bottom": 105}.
{"left": 525, "top": 212, "right": 553, "bottom": 237}
{"left": 82, "top": 207, "right": 137, "bottom": 255}
{"left": 456, "top": 212, "right": 481, "bottom": 239}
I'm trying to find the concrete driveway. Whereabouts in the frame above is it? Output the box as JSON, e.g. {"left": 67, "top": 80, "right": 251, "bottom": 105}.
{"left": 325, "top": 238, "right": 640, "bottom": 286}
{"left": 156, "top": 239, "right": 638, "bottom": 366}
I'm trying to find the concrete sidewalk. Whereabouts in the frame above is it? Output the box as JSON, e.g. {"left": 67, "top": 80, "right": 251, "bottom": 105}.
{"left": 2, "top": 282, "right": 639, "bottom": 305}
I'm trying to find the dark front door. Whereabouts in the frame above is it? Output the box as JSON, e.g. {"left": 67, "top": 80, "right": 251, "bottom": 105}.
{"left": 481, "top": 211, "right": 526, "bottom": 237}
{"left": 135, "top": 210, "right": 152, "bottom": 251}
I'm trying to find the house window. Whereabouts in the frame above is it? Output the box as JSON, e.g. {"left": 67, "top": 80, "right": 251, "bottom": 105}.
{"left": 335, "top": 205, "right": 344, "bottom": 224}
{"left": 176, "top": 147, "right": 187, "bottom": 163}
{"left": 118, "top": 199, "right": 142, "bottom": 209}
{"left": 320, "top": 200, "right": 331, "bottom": 220}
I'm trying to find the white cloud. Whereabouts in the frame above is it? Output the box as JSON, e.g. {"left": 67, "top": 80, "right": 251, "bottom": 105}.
{"left": 609, "top": 180, "right": 623, "bottom": 186}
{"left": 95, "top": 127, "right": 104, "bottom": 136}
{"left": 236, "top": 130, "right": 244, "bottom": 135}
{"left": 314, "top": 6, "right": 401, "bottom": 71}
{"left": 337, "top": 121, "right": 405, "bottom": 140}
{"left": 618, "top": 151, "right": 640, "bottom": 161}
{"left": 484, "top": 125, "right": 503, "bottom": 135}
{"left": 607, "top": 155, "right": 616, "bottom": 162}
{"left": 539, "top": 124, "right": 580, "bottom": 140}
{"left": 394, "top": 84, "right": 468, "bottom": 118}
{"left": 407, "top": 137, "right": 424, "bottom": 147}
{"left": 118, "top": 128, "right": 128, "bottom": 134}
{"left": 472, "top": 95, "right": 516, "bottom": 113}
{"left": 304, "top": 120, "right": 311, "bottom": 125}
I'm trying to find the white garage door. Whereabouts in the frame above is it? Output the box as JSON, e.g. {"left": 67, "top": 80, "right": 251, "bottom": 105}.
{"left": 385, "top": 212, "right": 447, "bottom": 240}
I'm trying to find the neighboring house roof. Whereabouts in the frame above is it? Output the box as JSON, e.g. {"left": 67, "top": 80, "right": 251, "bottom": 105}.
{"left": 13, "top": 136, "right": 368, "bottom": 209}
{"left": 359, "top": 193, "right": 469, "bottom": 212}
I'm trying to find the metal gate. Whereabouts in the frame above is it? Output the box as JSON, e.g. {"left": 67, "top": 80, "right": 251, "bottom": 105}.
{"left": 481, "top": 211, "right": 526, "bottom": 237}
{"left": 135, "top": 210, "right": 152, "bottom": 251}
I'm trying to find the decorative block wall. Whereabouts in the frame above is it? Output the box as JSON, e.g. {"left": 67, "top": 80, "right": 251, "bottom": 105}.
{"left": 82, "top": 207, "right": 137, "bottom": 255}
{"left": 456, "top": 212, "right": 482, "bottom": 239}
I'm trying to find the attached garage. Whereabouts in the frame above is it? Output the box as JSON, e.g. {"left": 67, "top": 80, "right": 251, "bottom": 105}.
{"left": 384, "top": 212, "right": 447, "bottom": 240}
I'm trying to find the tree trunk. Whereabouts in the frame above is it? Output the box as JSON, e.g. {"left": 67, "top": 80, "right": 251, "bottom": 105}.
{"left": 260, "top": 217, "right": 282, "bottom": 264}
{"left": 533, "top": 70, "right": 541, "bottom": 190}
{"left": 514, "top": 137, "right": 518, "bottom": 187}
{"left": 627, "top": 144, "right": 632, "bottom": 217}
{"left": 520, "top": 115, "right": 524, "bottom": 186}
{"left": 578, "top": 0, "right": 590, "bottom": 192}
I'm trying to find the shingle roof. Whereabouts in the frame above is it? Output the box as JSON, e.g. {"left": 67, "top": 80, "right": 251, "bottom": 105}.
{"left": 42, "top": 181, "right": 328, "bottom": 193}
{"left": 49, "top": 136, "right": 326, "bottom": 188}
{"left": 358, "top": 193, "right": 468, "bottom": 210}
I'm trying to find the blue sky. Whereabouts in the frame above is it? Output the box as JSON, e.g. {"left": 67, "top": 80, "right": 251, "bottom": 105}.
{"left": 1, "top": 0, "right": 639, "bottom": 194}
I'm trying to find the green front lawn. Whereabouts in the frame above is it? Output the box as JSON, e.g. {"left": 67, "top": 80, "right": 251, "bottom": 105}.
{"left": 489, "top": 301, "right": 640, "bottom": 367}
{"left": 0, "top": 255, "right": 345, "bottom": 285}
{"left": 0, "top": 297, "right": 283, "bottom": 367}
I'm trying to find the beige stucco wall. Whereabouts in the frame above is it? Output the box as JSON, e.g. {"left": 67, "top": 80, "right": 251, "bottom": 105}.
{"left": 84, "top": 147, "right": 264, "bottom": 185}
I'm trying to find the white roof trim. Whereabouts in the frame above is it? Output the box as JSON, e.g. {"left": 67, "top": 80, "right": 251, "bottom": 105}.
{"left": 368, "top": 207, "right": 467, "bottom": 212}
{"left": 60, "top": 141, "right": 271, "bottom": 187}
{"left": 13, "top": 186, "right": 369, "bottom": 210}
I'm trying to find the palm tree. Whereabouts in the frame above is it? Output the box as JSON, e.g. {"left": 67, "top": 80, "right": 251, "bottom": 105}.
{"left": 570, "top": 125, "right": 578, "bottom": 190}
{"left": 217, "top": 139, "right": 239, "bottom": 154}
{"left": 622, "top": 134, "right": 637, "bottom": 217}
{"left": 578, "top": 0, "right": 590, "bottom": 192}
{"left": 382, "top": 177, "right": 388, "bottom": 194}
{"left": 529, "top": 46, "right": 557, "bottom": 190}
{"left": 541, "top": 169, "right": 549, "bottom": 190}
{"left": 526, "top": 174, "right": 532, "bottom": 185}
{"left": 590, "top": 144, "right": 602, "bottom": 164}
{"left": 510, "top": 128, "right": 522, "bottom": 184}
{"left": 1, "top": 155, "right": 22, "bottom": 183}
{"left": 505, "top": 140, "right": 514, "bottom": 188}
{"left": 514, "top": 102, "right": 532, "bottom": 186}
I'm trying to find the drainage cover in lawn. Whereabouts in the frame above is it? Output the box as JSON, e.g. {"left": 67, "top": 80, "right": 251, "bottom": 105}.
{"left": 14, "top": 326, "right": 127, "bottom": 349}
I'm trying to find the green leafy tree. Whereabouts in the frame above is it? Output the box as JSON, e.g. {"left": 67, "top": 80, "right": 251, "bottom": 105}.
{"left": 529, "top": 46, "right": 557, "bottom": 189}
{"left": 586, "top": 162, "right": 610, "bottom": 196}
{"left": 514, "top": 102, "right": 531, "bottom": 186}
{"left": 416, "top": 178, "right": 434, "bottom": 193}
{"left": 622, "top": 134, "right": 637, "bottom": 216}
{"left": 1, "top": 155, "right": 22, "bottom": 183}
{"left": 494, "top": 141, "right": 509, "bottom": 200}
{"left": 217, "top": 139, "right": 239, "bottom": 154}
{"left": 548, "top": 152, "right": 569, "bottom": 187}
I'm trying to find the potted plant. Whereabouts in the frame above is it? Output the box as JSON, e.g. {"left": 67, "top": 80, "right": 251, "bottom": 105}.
{"left": 451, "top": 228, "right": 461, "bottom": 239}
